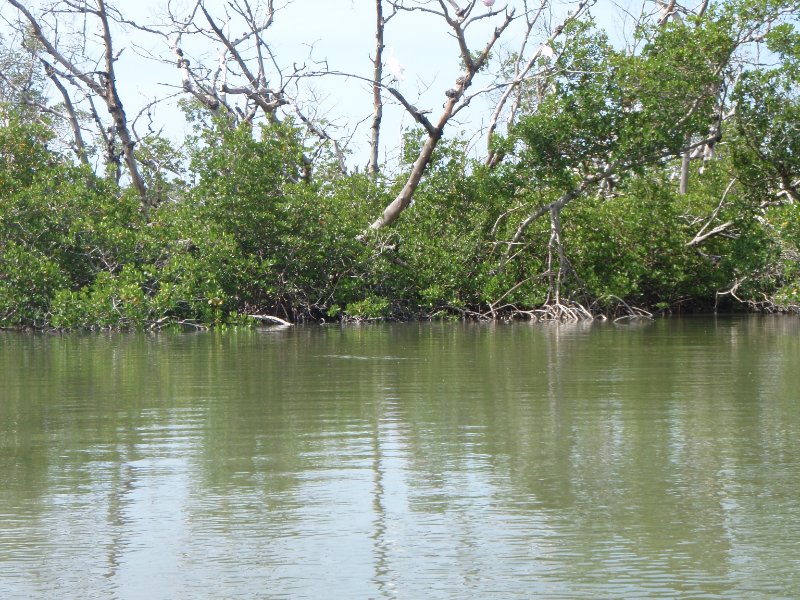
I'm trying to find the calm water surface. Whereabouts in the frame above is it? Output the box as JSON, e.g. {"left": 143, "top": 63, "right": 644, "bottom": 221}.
{"left": 1, "top": 317, "right": 799, "bottom": 599}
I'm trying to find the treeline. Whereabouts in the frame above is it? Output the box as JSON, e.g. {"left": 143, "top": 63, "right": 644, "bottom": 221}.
{"left": 1, "top": 0, "right": 799, "bottom": 329}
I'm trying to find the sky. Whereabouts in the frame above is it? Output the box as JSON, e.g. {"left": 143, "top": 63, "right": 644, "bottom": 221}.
{"left": 3, "top": 0, "right": 647, "bottom": 168}
{"left": 115, "top": 0, "right": 556, "bottom": 166}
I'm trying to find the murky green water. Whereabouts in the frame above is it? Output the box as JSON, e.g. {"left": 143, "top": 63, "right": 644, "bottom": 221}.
{"left": 1, "top": 317, "right": 799, "bottom": 599}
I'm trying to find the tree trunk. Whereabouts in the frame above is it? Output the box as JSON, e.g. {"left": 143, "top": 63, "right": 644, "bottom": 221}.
{"left": 366, "top": 6, "right": 514, "bottom": 232}
{"left": 369, "top": 0, "right": 385, "bottom": 179}
{"left": 547, "top": 205, "right": 567, "bottom": 304}
{"left": 369, "top": 126, "right": 442, "bottom": 229}
{"left": 679, "top": 145, "right": 690, "bottom": 195}
{"left": 96, "top": 0, "right": 148, "bottom": 206}
{"left": 8, "top": 0, "right": 149, "bottom": 208}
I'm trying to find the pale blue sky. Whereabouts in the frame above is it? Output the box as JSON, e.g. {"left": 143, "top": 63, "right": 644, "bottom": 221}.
{"left": 4, "top": 0, "right": 649, "bottom": 167}
{"left": 118, "top": 0, "right": 546, "bottom": 166}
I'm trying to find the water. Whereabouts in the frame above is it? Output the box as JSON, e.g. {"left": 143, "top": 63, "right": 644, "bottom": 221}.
{"left": 1, "top": 317, "right": 799, "bottom": 599}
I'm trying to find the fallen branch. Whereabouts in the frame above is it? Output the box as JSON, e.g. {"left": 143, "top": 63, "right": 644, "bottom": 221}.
{"left": 248, "top": 314, "right": 293, "bottom": 326}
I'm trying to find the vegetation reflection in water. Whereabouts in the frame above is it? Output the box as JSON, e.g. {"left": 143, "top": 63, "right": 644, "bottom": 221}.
{"left": 1, "top": 316, "right": 799, "bottom": 598}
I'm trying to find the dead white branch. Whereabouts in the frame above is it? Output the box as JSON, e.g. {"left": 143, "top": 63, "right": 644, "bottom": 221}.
{"left": 366, "top": 3, "right": 515, "bottom": 231}
{"left": 485, "top": 0, "right": 591, "bottom": 166}
{"left": 686, "top": 178, "right": 737, "bottom": 247}
{"left": 8, "top": 0, "right": 148, "bottom": 205}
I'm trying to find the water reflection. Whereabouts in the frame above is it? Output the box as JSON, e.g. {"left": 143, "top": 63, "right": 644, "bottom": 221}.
{"left": 1, "top": 317, "right": 800, "bottom": 598}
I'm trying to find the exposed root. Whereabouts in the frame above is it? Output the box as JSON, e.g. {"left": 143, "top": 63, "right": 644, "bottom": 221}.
{"left": 586, "top": 295, "right": 654, "bottom": 321}
{"left": 506, "top": 300, "right": 595, "bottom": 322}
{"left": 537, "top": 301, "right": 594, "bottom": 322}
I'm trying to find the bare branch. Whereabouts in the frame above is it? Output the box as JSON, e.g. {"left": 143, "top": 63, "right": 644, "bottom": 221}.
{"left": 40, "top": 57, "right": 89, "bottom": 166}
{"left": 366, "top": 6, "right": 515, "bottom": 231}
{"left": 7, "top": 0, "right": 103, "bottom": 96}
{"left": 7, "top": 0, "right": 148, "bottom": 205}
{"left": 199, "top": 3, "right": 287, "bottom": 119}
{"left": 387, "top": 87, "right": 437, "bottom": 136}
{"left": 170, "top": 31, "right": 227, "bottom": 113}
{"left": 485, "top": 0, "right": 591, "bottom": 166}
{"left": 291, "top": 102, "right": 348, "bottom": 176}
{"left": 95, "top": 0, "right": 148, "bottom": 201}
{"left": 656, "top": 0, "right": 682, "bottom": 26}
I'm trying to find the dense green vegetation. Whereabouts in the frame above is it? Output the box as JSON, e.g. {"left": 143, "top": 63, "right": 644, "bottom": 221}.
{"left": 1, "top": 0, "right": 799, "bottom": 329}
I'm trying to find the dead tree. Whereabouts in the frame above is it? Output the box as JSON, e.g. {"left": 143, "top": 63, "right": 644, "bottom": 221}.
{"left": 8, "top": 0, "right": 148, "bottom": 206}
{"left": 156, "top": 0, "right": 287, "bottom": 124}
{"left": 0, "top": 38, "right": 89, "bottom": 166}
{"left": 485, "top": 0, "right": 590, "bottom": 167}
{"left": 156, "top": 0, "right": 346, "bottom": 177}
{"left": 366, "top": 0, "right": 515, "bottom": 232}
{"left": 369, "top": 0, "right": 394, "bottom": 178}
{"left": 40, "top": 58, "right": 89, "bottom": 167}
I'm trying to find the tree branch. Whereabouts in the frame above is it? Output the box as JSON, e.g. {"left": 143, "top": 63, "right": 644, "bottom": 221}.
{"left": 387, "top": 87, "right": 437, "bottom": 136}
{"left": 8, "top": 0, "right": 149, "bottom": 204}
{"left": 39, "top": 57, "right": 89, "bottom": 166}
{"left": 485, "top": 0, "right": 591, "bottom": 166}
{"left": 365, "top": 5, "right": 515, "bottom": 231}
